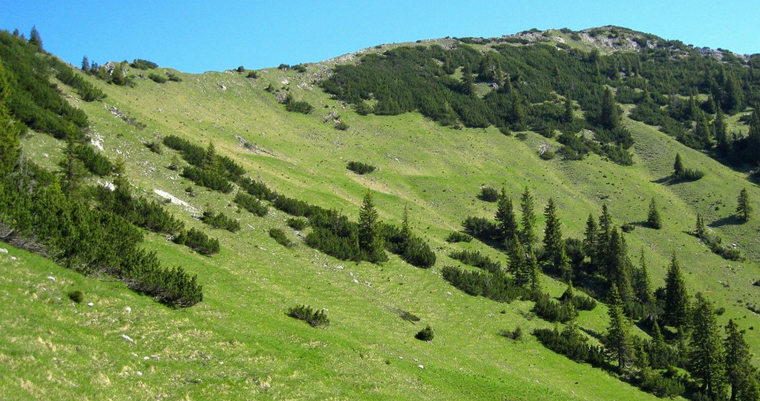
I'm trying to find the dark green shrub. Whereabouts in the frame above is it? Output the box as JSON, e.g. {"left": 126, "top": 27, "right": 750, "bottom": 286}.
{"left": 415, "top": 325, "right": 434, "bottom": 341}
{"left": 181, "top": 166, "right": 233, "bottom": 193}
{"left": 130, "top": 59, "right": 158, "bottom": 70}
{"left": 347, "top": 161, "right": 375, "bottom": 174}
{"left": 396, "top": 309, "right": 421, "bottom": 322}
{"left": 201, "top": 210, "right": 240, "bottom": 232}
{"left": 167, "top": 73, "right": 182, "bottom": 82}
{"left": 292, "top": 64, "right": 307, "bottom": 73}
{"left": 287, "top": 217, "right": 308, "bottom": 230}
{"left": 174, "top": 228, "right": 220, "bottom": 255}
{"left": 233, "top": 191, "right": 268, "bottom": 217}
{"left": 285, "top": 98, "right": 314, "bottom": 114}
{"left": 145, "top": 140, "right": 162, "bottom": 154}
{"left": 445, "top": 231, "right": 473, "bottom": 243}
{"left": 478, "top": 186, "right": 499, "bottom": 202}
{"left": 335, "top": 121, "right": 349, "bottom": 131}
{"left": 269, "top": 228, "right": 293, "bottom": 247}
{"left": 500, "top": 326, "right": 523, "bottom": 340}
{"left": 287, "top": 305, "right": 329, "bottom": 327}
{"left": 449, "top": 250, "right": 500, "bottom": 275}
{"left": 75, "top": 144, "right": 113, "bottom": 177}
{"left": 246, "top": 71, "right": 258, "bottom": 79}
{"left": 462, "top": 216, "right": 499, "bottom": 240}
{"left": 67, "top": 290, "right": 84, "bottom": 304}
{"left": 539, "top": 150, "right": 556, "bottom": 160}
{"left": 236, "top": 66, "right": 245, "bottom": 73}
{"left": 148, "top": 73, "right": 167, "bottom": 83}
{"left": 621, "top": 222, "right": 635, "bottom": 232}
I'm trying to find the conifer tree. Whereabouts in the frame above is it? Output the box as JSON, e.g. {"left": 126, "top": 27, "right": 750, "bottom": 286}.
{"left": 563, "top": 95, "right": 574, "bottom": 124}
{"left": 649, "top": 321, "right": 668, "bottom": 369}
{"left": 695, "top": 213, "right": 706, "bottom": 238}
{"left": 599, "top": 87, "right": 620, "bottom": 130}
{"left": 604, "top": 284, "right": 634, "bottom": 371}
{"left": 714, "top": 107, "right": 730, "bottom": 154}
{"left": 664, "top": 253, "right": 690, "bottom": 333}
{"left": 508, "top": 235, "right": 528, "bottom": 287}
{"left": 673, "top": 153, "right": 684, "bottom": 177}
{"left": 605, "top": 228, "right": 634, "bottom": 305}
{"left": 647, "top": 197, "right": 662, "bottom": 229}
{"left": 632, "top": 248, "right": 653, "bottom": 307}
{"left": 542, "top": 198, "right": 571, "bottom": 280}
{"left": 526, "top": 248, "right": 541, "bottom": 292}
{"left": 358, "top": 189, "right": 386, "bottom": 263}
{"left": 690, "top": 294, "right": 726, "bottom": 398}
{"left": 495, "top": 187, "right": 517, "bottom": 244}
{"left": 58, "top": 139, "right": 88, "bottom": 197}
{"left": 583, "top": 213, "right": 598, "bottom": 271}
{"left": 519, "top": 187, "right": 536, "bottom": 251}
{"left": 29, "top": 26, "right": 42, "bottom": 48}
{"left": 736, "top": 188, "right": 752, "bottom": 222}
{"left": 203, "top": 142, "right": 219, "bottom": 171}
{"left": 81, "top": 56, "right": 90, "bottom": 71}
{"left": 724, "top": 319, "right": 759, "bottom": 401}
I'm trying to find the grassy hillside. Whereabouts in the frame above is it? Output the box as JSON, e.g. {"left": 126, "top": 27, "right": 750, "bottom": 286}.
{"left": 3, "top": 29, "right": 760, "bottom": 400}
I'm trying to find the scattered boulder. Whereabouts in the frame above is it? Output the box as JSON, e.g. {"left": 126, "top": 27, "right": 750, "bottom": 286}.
{"left": 120, "top": 334, "right": 135, "bottom": 343}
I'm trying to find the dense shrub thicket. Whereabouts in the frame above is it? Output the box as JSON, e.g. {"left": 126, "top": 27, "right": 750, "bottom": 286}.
{"left": 200, "top": 210, "right": 240, "bottom": 232}
{"left": 347, "top": 161, "right": 376, "bottom": 174}
{"left": 173, "top": 227, "right": 220, "bottom": 255}
{"left": 233, "top": 191, "right": 268, "bottom": 216}
{"left": 287, "top": 305, "right": 329, "bottom": 327}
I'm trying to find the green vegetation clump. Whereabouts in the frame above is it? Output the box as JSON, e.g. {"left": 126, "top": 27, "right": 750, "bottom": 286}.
{"left": 478, "top": 186, "right": 499, "bottom": 202}
{"left": 449, "top": 250, "right": 500, "bottom": 274}
{"left": 286, "top": 217, "right": 308, "bottom": 230}
{"left": 445, "top": 231, "right": 472, "bottom": 243}
{"left": 67, "top": 290, "right": 84, "bottom": 304}
{"left": 233, "top": 191, "right": 268, "bottom": 217}
{"left": 287, "top": 305, "right": 329, "bottom": 327}
{"left": 415, "top": 325, "right": 434, "bottom": 341}
{"left": 347, "top": 161, "right": 375, "bottom": 174}
{"left": 282, "top": 93, "right": 314, "bottom": 114}
{"left": 201, "top": 210, "right": 240, "bottom": 232}
{"left": 148, "top": 72, "right": 167, "bottom": 83}
{"left": 269, "top": 228, "right": 293, "bottom": 247}
{"left": 173, "top": 227, "right": 220, "bottom": 255}
{"left": 130, "top": 59, "right": 158, "bottom": 70}
{"left": 181, "top": 166, "right": 233, "bottom": 193}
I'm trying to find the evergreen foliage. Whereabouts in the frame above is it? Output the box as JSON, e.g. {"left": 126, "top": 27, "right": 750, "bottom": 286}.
{"left": 689, "top": 294, "right": 726, "bottom": 398}
{"left": 233, "top": 191, "right": 268, "bottom": 217}
{"left": 357, "top": 190, "right": 387, "bottom": 263}
{"left": 415, "top": 325, "right": 435, "bottom": 341}
{"left": 646, "top": 197, "right": 662, "bottom": 229}
{"left": 519, "top": 187, "right": 537, "bottom": 251}
{"left": 603, "top": 284, "right": 634, "bottom": 371}
{"left": 672, "top": 153, "right": 705, "bottom": 182}
{"left": 200, "top": 210, "right": 240, "bottom": 232}
{"left": 736, "top": 188, "right": 752, "bottom": 222}
{"left": 346, "top": 161, "right": 375, "bottom": 174}
{"left": 173, "top": 227, "right": 220, "bottom": 255}
{"left": 445, "top": 231, "right": 472, "bottom": 243}
{"left": 286, "top": 217, "right": 308, "bottom": 230}
{"left": 269, "top": 228, "right": 294, "bottom": 247}
{"left": 542, "top": 198, "right": 571, "bottom": 280}
{"left": 664, "top": 254, "right": 690, "bottom": 333}
{"left": 478, "top": 186, "right": 499, "bottom": 202}
{"left": 287, "top": 305, "right": 329, "bottom": 327}
{"left": 494, "top": 187, "right": 518, "bottom": 244}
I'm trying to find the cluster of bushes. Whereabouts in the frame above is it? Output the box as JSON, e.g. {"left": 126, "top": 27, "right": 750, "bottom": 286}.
{"left": 286, "top": 217, "right": 308, "bottom": 230}
{"left": 533, "top": 327, "right": 606, "bottom": 367}
{"left": 281, "top": 93, "right": 314, "bottom": 114}
{"left": 148, "top": 72, "right": 167, "bottom": 83}
{"left": 130, "top": 59, "right": 158, "bottom": 70}
{"left": 269, "top": 228, "right": 293, "bottom": 247}
{"left": 274, "top": 194, "right": 320, "bottom": 217}
{"left": 448, "top": 250, "right": 500, "bottom": 275}
{"left": 462, "top": 216, "right": 499, "bottom": 241}
{"left": 478, "top": 186, "right": 499, "bottom": 202}
{"left": 173, "top": 227, "right": 220, "bottom": 255}
{"left": 383, "top": 223, "right": 436, "bottom": 268}
{"left": 346, "top": 161, "right": 375, "bottom": 175}
{"left": 238, "top": 177, "right": 278, "bottom": 201}
{"left": 0, "top": 31, "right": 89, "bottom": 140}
{"left": 287, "top": 305, "right": 329, "bottom": 327}
{"left": 532, "top": 294, "right": 588, "bottom": 323}
{"left": 163, "top": 135, "right": 245, "bottom": 180}
{"left": 181, "top": 166, "right": 233, "bottom": 193}
{"left": 54, "top": 60, "right": 106, "bottom": 101}
{"left": 0, "top": 163, "right": 203, "bottom": 307}
{"left": 233, "top": 191, "right": 268, "bottom": 217}
{"left": 695, "top": 215, "right": 743, "bottom": 261}
{"left": 305, "top": 213, "right": 362, "bottom": 261}
{"left": 441, "top": 265, "right": 532, "bottom": 302}
{"left": 96, "top": 181, "right": 184, "bottom": 234}
{"left": 445, "top": 231, "right": 472, "bottom": 243}
{"left": 200, "top": 210, "right": 240, "bottom": 232}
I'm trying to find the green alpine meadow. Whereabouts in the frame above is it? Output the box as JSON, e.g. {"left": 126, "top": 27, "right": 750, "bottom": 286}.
{"left": 3, "top": 25, "right": 760, "bottom": 400}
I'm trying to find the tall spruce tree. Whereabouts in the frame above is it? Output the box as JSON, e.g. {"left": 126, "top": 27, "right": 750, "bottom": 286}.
{"left": 358, "top": 189, "right": 386, "bottom": 263}
{"left": 736, "top": 188, "right": 752, "bottom": 222}
{"left": 649, "top": 321, "right": 668, "bottom": 369}
{"left": 695, "top": 213, "right": 706, "bottom": 238}
{"left": 519, "top": 187, "right": 536, "bottom": 251}
{"left": 664, "top": 253, "right": 690, "bottom": 333}
{"left": 632, "top": 248, "right": 653, "bottom": 307}
{"left": 647, "top": 197, "right": 662, "bottom": 229}
{"left": 674, "top": 153, "right": 685, "bottom": 177}
{"left": 599, "top": 87, "right": 620, "bottom": 130}
{"left": 689, "top": 294, "right": 726, "bottom": 398}
{"left": 604, "top": 284, "right": 634, "bottom": 371}
{"left": 542, "top": 198, "right": 571, "bottom": 280}
{"left": 583, "top": 213, "right": 598, "bottom": 272}
{"left": 724, "top": 319, "right": 759, "bottom": 401}
{"left": 495, "top": 187, "right": 517, "bottom": 244}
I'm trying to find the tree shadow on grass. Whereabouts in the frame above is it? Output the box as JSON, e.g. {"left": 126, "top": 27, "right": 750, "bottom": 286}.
{"left": 708, "top": 215, "right": 742, "bottom": 228}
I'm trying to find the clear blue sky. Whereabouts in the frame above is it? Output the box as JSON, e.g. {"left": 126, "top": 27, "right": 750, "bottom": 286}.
{"left": 3, "top": 0, "right": 759, "bottom": 73}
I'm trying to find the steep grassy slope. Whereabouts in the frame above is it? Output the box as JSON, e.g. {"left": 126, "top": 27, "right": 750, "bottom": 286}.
{"left": 4, "top": 39, "right": 760, "bottom": 400}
